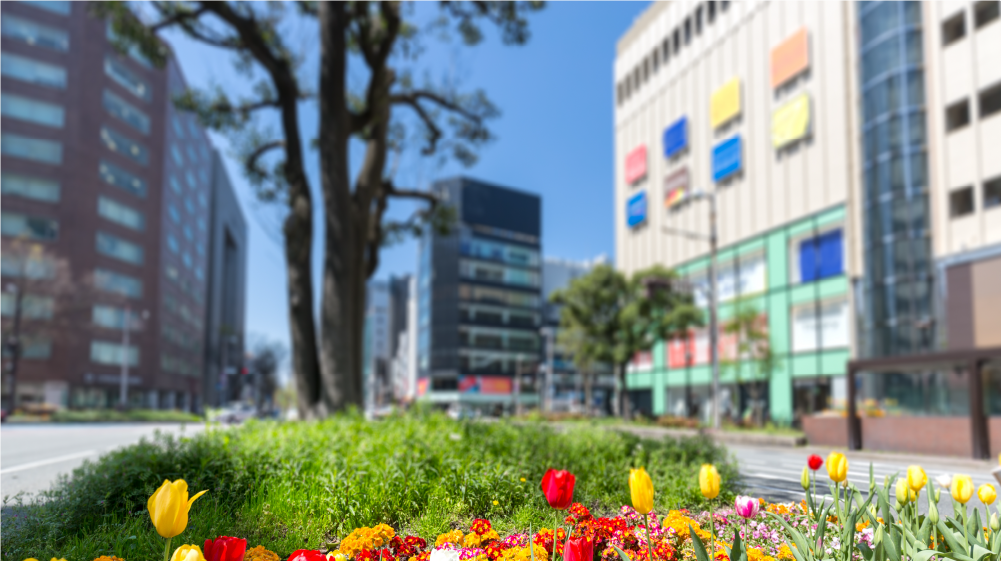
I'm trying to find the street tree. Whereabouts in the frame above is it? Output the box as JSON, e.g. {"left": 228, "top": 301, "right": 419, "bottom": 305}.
{"left": 247, "top": 336, "right": 288, "bottom": 415}
{"left": 550, "top": 264, "right": 701, "bottom": 419}
{"left": 95, "top": 1, "right": 543, "bottom": 418}
{"left": 721, "top": 299, "right": 778, "bottom": 427}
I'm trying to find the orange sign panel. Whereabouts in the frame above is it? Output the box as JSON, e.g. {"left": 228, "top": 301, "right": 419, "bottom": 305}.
{"left": 771, "top": 27, "right": 809, "bottom": 88}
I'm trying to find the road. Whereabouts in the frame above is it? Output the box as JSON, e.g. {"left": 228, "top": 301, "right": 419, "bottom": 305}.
{"left": 1, "top": 422, "right": 205, "bottom": 501}
{"left": 731, "top": 444, "right": 999, "bottom": 517}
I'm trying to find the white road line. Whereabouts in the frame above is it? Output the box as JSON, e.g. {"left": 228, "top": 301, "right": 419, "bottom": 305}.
{"left": 0, "top": 450, "right": 98, "bottom": 474}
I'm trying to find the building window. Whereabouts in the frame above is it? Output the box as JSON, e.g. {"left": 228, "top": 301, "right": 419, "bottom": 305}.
{"left": 185, "top": 170, "right": 198, "bottom": 189}
{"left": 974, "top": 1, "right": 1000, "bottom": 28}
{"left": 185, "top": 144, "right": 198, "bottom": 164}
{"left": 90, "top": 340, "right": 138, "bottom": 366}
{"left": 797, "top": 229, "right": 844, "bottom": 283}
{"left": 1, "top": 211, "right": 58, "bottom": 240}
{"left": 186, "top": 119, "right": 200, "bottom": 138}
{"left": 168, "top": 203, "right": 181, "bottom": 224}
{"left": 695, "top": 5, "right": 703, "bottom": 34}
{"left": 16, "top": 1, "right": 71, "bottom": 15}
{"left": 104, "top": 56, "right": 150, "bottom": 102}
{"left": 980, "top": 81, "right": 1001, "bottom": 119}
{"left": 105, "top": 22, "right": 152, "bottom": 68}
{"left": 684, "top": 17, "right": 692, "bottom": 44}
{"left": 182, "top": 251, "right": 192, "bottom": 269}
{"left": 1, "top": 132, "right": 61, "bottom": 164}
{"left": 985, "top": 176, "right": 1001, "bottom": 209}
{"left": 183, "top": 225, "right": 194, "bottom": 241}
{"left": 790, "top": 298, "right": 851, "bottom": 353}
{"left": 661, "top": 38, "right": 670, "bottom": 63}
{"left": 708, "top": 1, "right": 716, "bottom": 23}
{"left": 942, "top": 11, "right": 966, "bottom": 46}
{"left": 1, "top": 253, "right": 54, "bottom": 279}
{"left": 1, "top": 15, "right": 69, "bottom": 51}
{"left": 20, "top": 337, "right": 52, "bottom": 359}
{"left": 184, "top": 198, "right": 195, "bottom": 214}
{"left": 103, "top": 90, "right": 150, "bottom": 135}
{"left": 167, "top": 234, "right": 179, "bottom": 253}
{"left": 1, "top": 93, "right": 64, "bottom": 128}
{"left": 99, "top": 160, "right": 147, "bottom": 198}
{"left": 197, "top": 217, "right": 207, "bottom": 231}
{"left": 92, "top": 305, "right": 140, "bottom": 330}
{"left": 98, "top": 196, "right": 144, "bottom": 231}
{"left": 171, "top": 115, "right": 185, "bottom": 139}
{"left": 94, "top": 268, "right": 142, "bottom": 298}
{"left": 96, "top": 231, "right": 144, "bottom": 265}
{"left": 949, "top": 186, "right": 975, "bottom": 217}
{"left": 1, "top": 172, "right": 59, "bottom": 202}
{"left": 197, "top": 192, "right": 208, "bottom": 208}
{"left": 1, "top": 293, "right": 54, "bottom": 319}
{"left": 100, "top": 126, "right": 148, "bottom": 165}
{"left": 0, "top": 52, "right": 66, "bottom": 89}
{"left": 946, "top": 99, "right": 970, "bottom": 131}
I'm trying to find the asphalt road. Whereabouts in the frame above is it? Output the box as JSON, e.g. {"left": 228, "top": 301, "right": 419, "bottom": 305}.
{"left": 1, "top": 422, "right": 205, "bottom": 501}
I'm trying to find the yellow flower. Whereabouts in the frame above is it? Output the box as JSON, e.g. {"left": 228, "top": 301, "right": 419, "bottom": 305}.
{"left": 952, "top": 475, "right": 975, "bottom": 504}
{"left": 170, "top": 545, "right": 206, "bottom": 561}
{"left": 436, "top": 530, "right": 464, "bottom": 547}
{"left": 776, "top": 544, "right": 795, "bottom": 560}
{"left": 147, "top": 479, "right": 208, "bottom": 539}
{"left": 629, "top": 467, "right": 654, "bottom": 515}
{"left": 895, "top": 478, "right": 915, "bottom": 504}
{"left": 493, "top": 500, "right": 499, "bottom": 506}
{"left": 463, "top": 532, "right": 484, "bottom": 548}
{"left": 699, "top": 464, "right": 720, "bottom": 499}
{"left": 244, "top": 546, "right": 280, "bottom": 561}
{"left": 826, "top": 452, "right": 848, "bottom": 484}
{"left": 746, "top": 548, "right": 776, "bottom": 561}
{"left": 978, "top": 483, "right": 997, "bottom": 505}
{"left": 906, "top": 465, "right": 927, "bottom": 493}
{"left": 520, "top": 478, "right": 526, "bottom": 482}
{"left": 481, "top": 529, "right": 500, "bottom": 542}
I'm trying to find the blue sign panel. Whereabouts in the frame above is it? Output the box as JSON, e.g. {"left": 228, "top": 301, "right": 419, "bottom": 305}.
{"left": 663, "top": 117, "right": 688, "bottom": 158}
{"left": 712, "top": 135, "right": 742, "bottom": 182}
{"left": 626, "top": 191, "right": 647, "bottom": 228}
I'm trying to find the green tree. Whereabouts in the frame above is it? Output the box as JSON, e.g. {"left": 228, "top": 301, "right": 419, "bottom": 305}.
{"left": 720, "top": 299, "right": 779, "bottom": 427}
{"left": 95, "top": 1, "right": 542, "bottom": 418}
{"left": 550, "top": 264, "right": 702, "bottom": 419}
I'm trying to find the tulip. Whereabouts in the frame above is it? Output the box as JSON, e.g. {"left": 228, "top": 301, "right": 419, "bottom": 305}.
{"left": 895, "top": 478, "right": 912, "bottom": 505}
{"left": 807, "top": 454, "right": 823, "bottom": 471}
{"left": 204, "top": 536, "right": 248, "bottom": 561}
{"left": 149, "top": 479, "right": 208, "bottom": 539}
{"left": 952, "top": 475, "right": 975, "bottom": 504}
{"left": 992, "top": 513, "right": 1000, "bottom": 532}
{"left": 171, "top": 545, "right": 206, "bottom": 561}
{"left": 906, "top": 465, "right": 927, "bottom": 493}
{"left": 699, "top": 464, "right": 721, "bottom": 500}
{"left": 928, "top": 500, "right": 939, "bottom": 524}
{"left": 826, "top": 452, "right": 848, "bottom": 484}
{"left": 540, "top": 468, "right": 575, "bottom": 510}
{"left": 562, "top": 536, "right": 594, "bottom": 561}
{"left": 979, "top": 484, "right": 997, "bottom": 506}
{"left": 873, "top": 524, "right": 884, "bottom": 546}
{"left": 800, "top": 466, "right": 810, "bottom": 491}
{"left": 734, "top": 495, "right": 759, "bottom": 519}
{"left": 288, "top": 551, "right": 329, "bottom": 561}
{"left": 935, "top": 473, "right": 952, "bottom": 489}
{"left": 629, "top": 467, "right": 654, "bottom": 515}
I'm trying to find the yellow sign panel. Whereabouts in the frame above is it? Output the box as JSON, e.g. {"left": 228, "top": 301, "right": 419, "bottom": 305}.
{"left": 710, "top": 78, "right": 741, "bottom": 129}
{"left": 772, "top": 93, "right": 811, "bottom": 148}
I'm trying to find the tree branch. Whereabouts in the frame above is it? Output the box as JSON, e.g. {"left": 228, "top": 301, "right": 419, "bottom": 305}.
{"left": 149, "top": 3, "right": 209, "bottom": 32}
{"left": 245, "top": 140, "right": 285, "bottom": 177}
{"left": 385, "top": 184, "right": 439, "bottom": 206}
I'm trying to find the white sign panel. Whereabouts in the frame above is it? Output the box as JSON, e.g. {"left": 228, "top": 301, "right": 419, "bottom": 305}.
{"left": 690, "top": 253, "right": 767, "bottom": 308}
{"left": 791, "top": 298, "right": 850, "bottom": 353}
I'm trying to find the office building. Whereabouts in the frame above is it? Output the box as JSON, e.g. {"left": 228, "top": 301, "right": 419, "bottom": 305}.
{"left": 364, "top": 280, "right": 391, "bottom": 411}
{"left": 1, "top": 1, "right": 244, "bottom": 411}
{"left": 391, "top": 276, "right": 418, "bottom": 402}
{"left": 417, "top": 177, "right": 542, "bottom": 411}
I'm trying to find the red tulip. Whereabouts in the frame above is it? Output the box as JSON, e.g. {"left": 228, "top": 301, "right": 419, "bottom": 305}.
{"left": 807, "top": 454, "right": 823, "bottom": 471}
{"left": 562, "top": 536, "right": 594, "bottom": 561}
{"left": 288, "top": 551, "right": 327, "bottom": 561}
{"left": 541, "top": 468, "right": 576, "bottom": 510}
{"left": 204, "top": 536, "right": 247, "bottom": 561}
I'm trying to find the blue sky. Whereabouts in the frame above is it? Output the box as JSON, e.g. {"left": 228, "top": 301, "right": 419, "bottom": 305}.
{"left": 163, "top": 2, "right": 650, "bottom": 365}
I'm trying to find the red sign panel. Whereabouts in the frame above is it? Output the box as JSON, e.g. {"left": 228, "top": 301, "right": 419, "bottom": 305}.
{"left": 417, "top": 377, "right": 429, "bottom": 397}
{"left": 458, "top": 375, "right": 512, "bottom": 395}
{"left": 665, "top": 315, "right": 767, "bottom": 368}
{"left": 625, "top": 145, "right": 648, "bottom": 185}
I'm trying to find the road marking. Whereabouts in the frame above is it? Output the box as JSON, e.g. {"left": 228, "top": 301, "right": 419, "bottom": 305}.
{"left": 0, "top": 450, "right": 98, "bottom": 474}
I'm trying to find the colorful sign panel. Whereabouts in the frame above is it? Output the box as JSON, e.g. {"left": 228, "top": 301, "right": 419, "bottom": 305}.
{"left": 625, "top": 145, "right": 648, "bottom": 184}
{"left": 626, "top": 190, "right": 647, "bottom": 227}
{"left": 458, "top": 375, "right": 512, "bottom": 394}
{"left": 772, "top": 93, "right": 811, "bottom": 148}
{"left": 771, "top": 27, "right": 810, "bottom": 88}
{"left": 710, "top": 78, "right": 741, "bottom": 128}
{"left": 663, "top": 117, "right": 688, "bottom": 158}
{"left": 663, "top": 167, "right": 690, "bottom": 209}
{"left": 666, "top": 314, "right": 767, "bottom": 368}
{"left": 416, "top": 377, "right": 429, "bottom": 397}
{"left": 712, "top": 135, "right": 742, "bottom": 182}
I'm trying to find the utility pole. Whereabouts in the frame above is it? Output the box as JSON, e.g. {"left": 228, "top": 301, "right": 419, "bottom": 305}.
{"left": 542, "top": 327, "right": 555, "bottom": 413}
{"left": 4, "top": 283, "right": 24, "bottom": 411}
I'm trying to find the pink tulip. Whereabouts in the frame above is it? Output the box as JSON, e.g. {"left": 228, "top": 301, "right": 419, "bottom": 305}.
{"left": 734, "top": 495, "right": 760, "bottom": 519}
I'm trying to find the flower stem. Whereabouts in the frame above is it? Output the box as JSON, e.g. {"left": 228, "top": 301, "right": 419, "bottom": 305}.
{"left": 645, "top": 513, "right": 656, "bottom": 561}
{"left": 709, "top": 501, "right": 715, "bottom": 561}
{"left": 163, "top": 536, "right": 172, "bottom": 561}
{"left": 554, "top": 512, "right": 561, "bottom": 561}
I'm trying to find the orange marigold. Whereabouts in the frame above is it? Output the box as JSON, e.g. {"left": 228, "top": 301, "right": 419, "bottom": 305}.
{"left": 776, "top": 544, "right": 795, "bottom": 561}
{"left": 244, "top": 546, "right": 280, "bottom": 561}
{"left": 436, "top": 530, "right": 464, "bottom": 548}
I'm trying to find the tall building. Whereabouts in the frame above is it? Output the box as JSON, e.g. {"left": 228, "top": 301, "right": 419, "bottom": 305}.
{"left": 1, "top": 1, "right": 245, "bottom": 411}
{"left": 391, "top": 276, "right": 418, "bottom": 402}
{"left": 417, "top": 177, "right": 542, "bottom": 412}
{"left": 612, "top": 1, "right": 1001, "bottom": 444}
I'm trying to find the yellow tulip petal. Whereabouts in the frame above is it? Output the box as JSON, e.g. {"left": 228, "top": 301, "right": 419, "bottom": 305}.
{"left": 187, "top": 489, "right": 208, "bottom": 507}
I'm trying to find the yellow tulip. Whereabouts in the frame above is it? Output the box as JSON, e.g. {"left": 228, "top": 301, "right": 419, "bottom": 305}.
{"left": 906, "top": 465, "right": 927, "bottom": 493}
{"left": 978, "top": 483, "right": 997, "bottom": 506}
{"left": 699, "top": 464, "right": 721, "bottom": 500}
{"left": 171, "top": 545, "right": 206, "bottom": 561}
{"left": 148, "top": 479, "right": 208, "bottom": 539}
{"left": 629, "top": 467, "right": 654, "bottom": 515}
{"left": 826, "top": 452, "right": 848, "bottom": 484}
{"left": 895, "top": 478, "right": 911, "bottom": 505}
{"left": 952, "top": 475, "right": 974, "bottom": 504}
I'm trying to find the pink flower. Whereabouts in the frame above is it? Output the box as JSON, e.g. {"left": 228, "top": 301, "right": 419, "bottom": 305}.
{"left": 734, "top": 496, "right": 760, "bottom": 519}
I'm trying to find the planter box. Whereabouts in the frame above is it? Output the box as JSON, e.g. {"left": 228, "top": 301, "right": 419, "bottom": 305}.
{"left": 802, "top": 415, "right": 848, "bottom": 447}
{"left": 861, "top": 416, "right": 971, "bottom": 457}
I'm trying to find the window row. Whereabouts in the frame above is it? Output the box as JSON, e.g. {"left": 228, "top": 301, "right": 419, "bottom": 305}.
{"left": 162, "top": 323, "right": 200, "bottom": 353}
{"left": 1, "top": 131, "right": 61, "bottom": 163}
{"left": 0, "top": 252, "right": 55, "bottom": 279}
{"left": 1, "top": 92, "right": 64, "bottom": 128}
{"left": 459, "top": 259, "right": 540, "bottom": 288}
{"left": 616, "top": 1, "right": 731, "bottom": 106}
{"left": 1, "top": 51, "right": 65, "bottom": 89}
{"left": 101, "top": 125, "right": 148, "bottom": 165}
{"left": 161, "top": 353, "right": 200, "bottom": 377}
{"left": 99, "top": 196, "right": 144, "bottom": 231}
{"left": 0, "top": 292, "right": 54, "bottom": 319}
{"left": 91, "top": 340, "right": 139, "bottom": 367}
{"left": 1, "top": 210, "right": 58, "bottom": 240}
{"left": 1, "top": 171, "right": 60, "bottom": 202}
{"left": 942, "top": 1, "right": 999, "bottom": 47}
{"left": 93, "top": 304, "right": 143, "bottom": 330}
{"left": 458, "top": 283, "right": 540, "bottom": 309}
{"left": 94, "top": 268, "right": 142, "bottom": 298}
{"left": 17, "top": 1, "right": 71, "bottom": 16}
{"left": 459, "top": 235, "right": 539, "bottom": 267}
{"left": 165, "top": 265, "right": 205, "bottom": 304}
{"left": 163, "top": 293, "right": 202, "bottom": 331}
{"left": 1, "top": 14, "right": 68, "bottom": 51}
{"left": 949, "top": 176, "right": 1001, "bottom": 218}
{"left": 0, "top": 336, "right": 51, "bottom": 360}
{"left": 96, "top": 231, "right": 144, "bottom": 265}
{"left": 944, "top": 82, "right": 1001, "bottom": 132}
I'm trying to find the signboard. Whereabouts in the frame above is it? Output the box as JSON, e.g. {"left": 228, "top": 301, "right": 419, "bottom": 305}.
{"left": 626, "top": 191, "right": 647, "bottom": 227}
{"left": 416, "top": 377, "right": 429, "bottom": 397}
{"left": 663, "top": 117, "right": 688, "bottom": 158}
{"left": 710, "top": 78, "right": 741, "bottom": 128}
{"left": 771, "top": 27, "right": 810, "bottom": 88}
{"left": 712, "top": 135, "right": 742, "bottom": 182}
{"left": 664, "top": 168, "right": 690, "bottom": 209}
{"left": 791, "top": 298, "right": 849, "bottom": 353}
{"left": 458, "top": 375, "right": 512, "bottom": 395}
{"left": 665, "top": 319, "right": 764, "bottom": 368}
{"left": 772, "top": 93, "right": 811, "bottom": 148}
{"left": 625, "top": 145, "right": 648, "bottom": 184}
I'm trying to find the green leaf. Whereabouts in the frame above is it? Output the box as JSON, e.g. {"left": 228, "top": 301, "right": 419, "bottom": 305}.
{"left": 856, "top": 542, "right": 873, "bottom": 561}
{"left": 730, "top": 531, "right": 745, "bottom": 561}
{"left": 764, "top": 512, "right": 812, "bottom": 561}
{"left": 686, "top": 526, "right": 711, "bottom": 561}
{"left": 815, "top": 501, "right": 832, "bottom": 551}
{"left": 910, "top": 551, "right": 939, "bottom": 561}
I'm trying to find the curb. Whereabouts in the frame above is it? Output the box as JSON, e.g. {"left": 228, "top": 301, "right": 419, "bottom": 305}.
{"left": 533, "top": 421, "right": 807, "bottom": 447}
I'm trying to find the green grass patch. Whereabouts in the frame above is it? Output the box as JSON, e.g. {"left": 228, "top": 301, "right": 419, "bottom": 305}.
{"left": 7, "top": 408, "right": 203, "bottom": 423}
{"left": 1, "top": 412, "right": 738, "bottom": 561}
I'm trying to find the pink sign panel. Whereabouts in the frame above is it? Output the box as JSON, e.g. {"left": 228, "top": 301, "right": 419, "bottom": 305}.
{"left": 625, "top": 145, "right": 648, "bottom": 184}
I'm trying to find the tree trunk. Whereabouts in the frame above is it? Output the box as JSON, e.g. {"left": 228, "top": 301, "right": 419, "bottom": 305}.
{"left": 619, "top": 362, "right": 632, "bottom": 421}
{"left": 583, "top": 369, "right": 593, "bottom": 417}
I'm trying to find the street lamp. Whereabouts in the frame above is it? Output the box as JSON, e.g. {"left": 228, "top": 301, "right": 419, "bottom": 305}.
{"left": 660, "top": 189, "right": 721, "bottom": 430}
{"left": 119, "top": 307, "right": 149, "bottom": 409}
{"left": 4, "top": 282, "right": 24, "bottom": 411}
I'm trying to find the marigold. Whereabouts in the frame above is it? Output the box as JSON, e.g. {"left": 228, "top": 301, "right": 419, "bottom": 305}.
{"left": 436, "top": 530, "right": 464, "bottom": 548}
{"left": 746, "top": 548, "right": 776, "bottom": 561}
{"left": 244, "top": 546, "right": 280, "bottom": 561}
{"left": 776, "top": 544, "right": 795, "bottom": 561}
{"left": 463, "top": 533, "right": 484, "bottom": 548}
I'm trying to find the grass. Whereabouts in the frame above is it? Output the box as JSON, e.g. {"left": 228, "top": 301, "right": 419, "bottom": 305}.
{"left": 0, "top": 412, "right": 739, "bottom": 561}
{"left": 7, "top": 409, "right": 203, "bottom": 423}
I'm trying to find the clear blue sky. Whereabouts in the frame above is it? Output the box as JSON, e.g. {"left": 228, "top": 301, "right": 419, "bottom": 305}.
{"left": 162, "top": 2, "right": 650, "bottom": 363}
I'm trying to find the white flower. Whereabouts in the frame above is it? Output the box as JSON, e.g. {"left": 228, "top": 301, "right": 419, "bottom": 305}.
{"left": 431, "top": 548, "right": 461, "bottom": 561}
{"left": 936, "top": 474, "right": 952, "bottom": 489}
